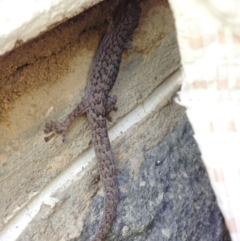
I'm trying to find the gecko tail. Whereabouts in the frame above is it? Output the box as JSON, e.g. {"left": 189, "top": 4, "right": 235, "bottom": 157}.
{"left": 91, "top": 177, "right": 118, "bottom": 241}
{"left": 90, "top": 122, "right": 118, "bottom": 241}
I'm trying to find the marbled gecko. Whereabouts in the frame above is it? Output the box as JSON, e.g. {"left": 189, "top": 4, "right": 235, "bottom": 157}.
{"left": 44, "top": 0, "right": 141, "bottom": 240}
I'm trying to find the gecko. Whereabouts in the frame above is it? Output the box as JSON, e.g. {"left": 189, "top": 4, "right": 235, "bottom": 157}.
{"left": 44, "top": 0, "right": 141, "bottom": 240}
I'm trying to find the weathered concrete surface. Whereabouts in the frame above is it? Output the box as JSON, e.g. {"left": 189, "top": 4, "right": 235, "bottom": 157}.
{"left": 79, "top": 117, "right": 230, "bottom": 241}
{"left": 17, "top": 109, "right": 230, "bottom": 241}
{"left": 0, "top": 0, "right": 180, "bottom": 239}
{"left": 1, "top": 0, "right": 229, "bottom": 240}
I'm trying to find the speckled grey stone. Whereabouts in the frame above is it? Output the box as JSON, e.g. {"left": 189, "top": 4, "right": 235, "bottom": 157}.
{"left": 79, "top": 117, "right": 230, "bottom": 241}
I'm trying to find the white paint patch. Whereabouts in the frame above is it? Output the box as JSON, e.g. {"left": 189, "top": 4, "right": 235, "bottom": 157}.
{"left": 0, "top": 69, "right": 181, "bottom": 241}
{"left": 0, "top": 0, "right": 101, "bottom": 55}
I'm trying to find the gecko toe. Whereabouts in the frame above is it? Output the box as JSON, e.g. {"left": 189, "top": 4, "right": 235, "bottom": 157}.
{"left": 44, "top": 133, "right": 55, "bottom": 142}
{"left": 44, "top": 120, "right": 55, "bottom": 133}
{"left": 106, "top": 115, "right": 113, "bottom": 122}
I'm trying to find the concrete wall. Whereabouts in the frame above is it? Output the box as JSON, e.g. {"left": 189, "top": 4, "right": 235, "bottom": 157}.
{"left": 0, "top": 0, "right": 215, "bottom": 240}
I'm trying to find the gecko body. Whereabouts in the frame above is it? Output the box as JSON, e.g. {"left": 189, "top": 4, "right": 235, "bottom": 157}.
{"left": 44, "top": 1, "right": 141, "bottom": 240}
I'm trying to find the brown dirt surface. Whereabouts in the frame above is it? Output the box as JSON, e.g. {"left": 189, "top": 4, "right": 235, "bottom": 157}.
{"left": 0, "top": 2, "right": 107, "bottom": 123}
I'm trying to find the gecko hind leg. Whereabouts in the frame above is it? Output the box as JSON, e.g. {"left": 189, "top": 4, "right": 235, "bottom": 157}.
{"left": 105, "top": 95, "right": 117, "bottom": 122}
{"left": 44, "top": 99, "right": 88, "bottom": 142}
{"left": 124, "top": 38, "right": 133, "bottom": 49}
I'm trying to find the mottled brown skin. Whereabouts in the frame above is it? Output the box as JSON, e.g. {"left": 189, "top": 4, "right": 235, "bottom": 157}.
{"left": 44, "top": 1, "right": 141, "bottom": 240}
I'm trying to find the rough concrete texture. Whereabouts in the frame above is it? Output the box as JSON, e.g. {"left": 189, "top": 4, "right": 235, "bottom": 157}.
{"left": 0, "top": 0, "right": 179, "bottom": 233}
{"left": 80, "top": 117, "right": 231, "bottom": 241}
{"left": 17, "top": 109, "right": 230, "bottom": 241}
{"left": 0, "top": 0, "right": 230, "bottom": 238}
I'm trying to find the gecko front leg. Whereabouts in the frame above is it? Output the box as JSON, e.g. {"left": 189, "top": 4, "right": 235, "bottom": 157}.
{"left": 105, "top": 95, "right": 118, "bottom": 122}
{"left": 44, "top": 99, "right": 88, "bottom": 142}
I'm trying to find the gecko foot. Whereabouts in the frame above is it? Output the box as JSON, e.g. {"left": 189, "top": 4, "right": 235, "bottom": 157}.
{"left": 124, "top": 38, "right": 133, "bottom": 49}
{"left": 44, "top": 120, "right": 68, "bottom": 142}
{"left": 44, "top": 100, "right": 88, "bottom": 143}
{"left": 105, "top": 95, "right": 118, "bottom": 122}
